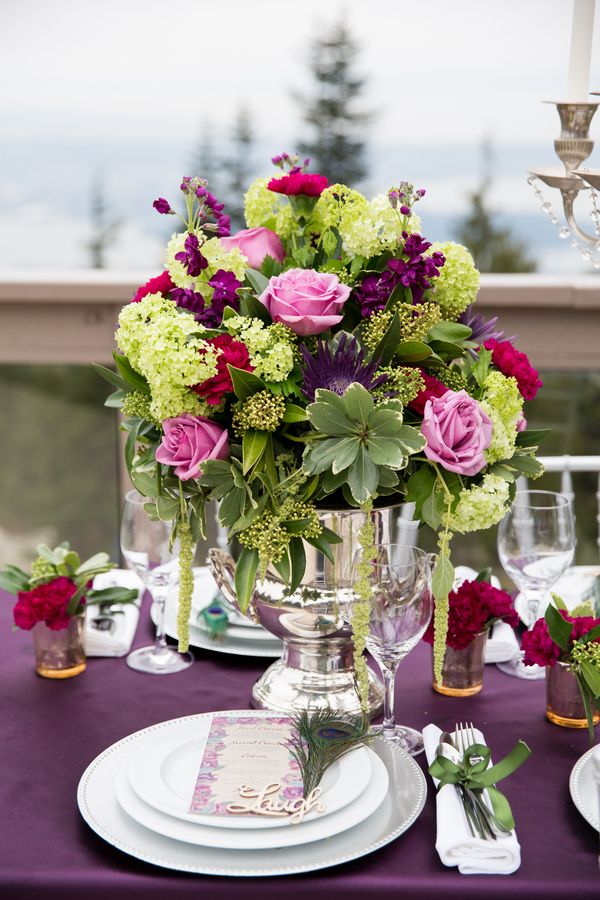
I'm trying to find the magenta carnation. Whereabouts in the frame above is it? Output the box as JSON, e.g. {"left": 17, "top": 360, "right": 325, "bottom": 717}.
{"left": 132, "top": 271, "right": 175, "bottom": 303}
{"left": 13, "top": 576, "right": 79, "bottom": 631}
{"left": 522, "top": 609, "right": 600, "bottom": 667}
{"left": 408, "top": 370, "right": 449, "bottom": 416}
{"left": 423, "top": 579, "right": 519, "bottom": 651}
{"left": 484, "top": 339, "right": 543, "bottom": 401}
{"left": 267, "top": 173, "right": 329, "bottom": 197}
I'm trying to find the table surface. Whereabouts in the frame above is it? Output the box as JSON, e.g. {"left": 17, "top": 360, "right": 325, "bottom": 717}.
{"left": 1, "top": 588, "right": 598, "bottom": 899}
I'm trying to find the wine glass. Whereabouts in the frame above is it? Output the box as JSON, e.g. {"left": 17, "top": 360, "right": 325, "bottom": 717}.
{"left": 497, "top": 490, "right": 575, "bottom": 680}
{"left": 120, "top": 490, "right": 194, "bottom": 674}
{"left": 358, "top": 544, "right": 433, "bottom": 756}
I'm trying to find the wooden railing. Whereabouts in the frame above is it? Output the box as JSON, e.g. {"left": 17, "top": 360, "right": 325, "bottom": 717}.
{"left": 0, "top": 271, "right": 599, "bottom": 368}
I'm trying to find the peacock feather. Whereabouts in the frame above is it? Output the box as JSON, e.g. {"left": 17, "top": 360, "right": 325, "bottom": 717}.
{"left": 288, "top": 708, "right": 374, "bottom": 798}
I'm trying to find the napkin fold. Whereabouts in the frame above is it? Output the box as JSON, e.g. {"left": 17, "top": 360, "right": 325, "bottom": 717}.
{"left": 423, "top": 723, "right": 521, "bottom": 875}
{"left": 84, "top": 570, "right": 143, "bottom": 657}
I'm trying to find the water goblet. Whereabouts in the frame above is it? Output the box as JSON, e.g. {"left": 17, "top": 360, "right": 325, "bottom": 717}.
{"left": 121, "top": 490, "right": 194, "bottom": 674}
{"left": 358, "top": 544, "right": 433, "bottom": 756}
{"left": 497, "top": 490, "right": 575, "bottom": 680}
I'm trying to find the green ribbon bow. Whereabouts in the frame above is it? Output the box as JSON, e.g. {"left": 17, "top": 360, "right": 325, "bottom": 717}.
{"left": 428, "top": 740, "right": 531, "bottom": 832}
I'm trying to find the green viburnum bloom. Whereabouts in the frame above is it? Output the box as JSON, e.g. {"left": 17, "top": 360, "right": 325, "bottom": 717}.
{"left": 303, "top": 383, "right": 426, "bottom": 504}
{"left": 427, "top": 242, "right": 480, "bottom": 321}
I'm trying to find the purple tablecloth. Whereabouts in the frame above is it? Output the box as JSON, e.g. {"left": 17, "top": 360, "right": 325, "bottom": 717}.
{"left": 1, "top": 588, "right": 597, "bottom": 898}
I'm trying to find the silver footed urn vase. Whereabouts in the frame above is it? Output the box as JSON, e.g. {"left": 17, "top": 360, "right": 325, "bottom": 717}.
{"left": 209, "top": 504, "right": 414, "bottom": 717}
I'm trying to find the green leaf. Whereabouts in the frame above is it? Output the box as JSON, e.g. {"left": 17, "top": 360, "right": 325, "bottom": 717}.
{"left": 307, "top": 402, "right": 354, "bottom": 436}
{"left": 331, "top": 438, "right": 361, "bottom": 474}
{"left": 370, "top": 308, "right": 402, "bottom": 366}
{"left": 545, "top": 604, "right": 574, "bottom": 651}
{"left": 92, "top": 363, "right": 131, "bottom": 393}
{"left": 305, "top": 533, "right": 336, "bottom": 565}
{"left": 428, "top": 340, "right": 464, "bottom": 360}
{"left": 343, "top": 383, "right": 374, "bottom": 429}
{"left": 113, "top": 352, "right": 150, "bottom": 395}
{"left": 432, "top": 553, "right": 455, "bottom": 602}
{"left": 427, "top": 321, "right": 473, "bottom": 343}
{"left": 366, "top": 435, "right": 408, "bottom": 468}
{"left": 393, "top": 425, "right": 427, "bottom": 456}
{"left": 227, "top": 366, "right": 267, "bottom": 401}
{"left": 505, "top": 455, "right": 546, "bottom": 478}
{"left": 86, "top": 587, "right": 139, "bottom": 605}
{"left": 282, "top": 403, "right": 308, "bottom": 424}
{"left": 0, "top": 570, "right": 30, "bottom": 593}
{"left": 320, "top": 525, "right": 344, "bottom": 545}
{"left": 576, "top": 672, "right": 597, "bottom": 743}
{"left": 322, "top": 229, "right": 338, "bottom": 256}
{"left": 273, "top": 551, "right": 291, "bottom": 584}
{"left": 156, "top": 495, "right": 180, "bottom": 522}
{"left": 580, "top": 624, "right": 600, "bottom": 643}
{"left": 288, "top": 538, "right": 306, "bottom": 594}
{"left": 472, "top": 348, "right": 492, "bottom": 388}
{"left": 476, "top": 567, "right": 493, "bottom": 584}
{"left": 281, "top": 518, "right": 312, "bottom": 535}
{"left": 105, "top": 389, "right": 127, "bottom": 408}
{"left": 581, "top": 659, "right": 600, "bottom": 697}
{"left": 515, "top": 428, "right": 551, "bottom": 449}
{"left": 421, "top": 487, "right": 446, "bottom": 531}
{"left": 239, "top": 291, "right": 271, "bottom": 323}
{"left": 395, "top": 341, "right": 432, "bottom": 363}
{"left": 406, "top": 466, "right": 437, "bottom": 520}
{"left": 347, "top": 446, "right": 378, "bottom": 503}
{"left": 242, "top": 429, "right": 268, "bottom": 474}
{"left": 234, "top": 547, "right": 259, "bottom": 613}
{"left": 550, "top": 592, "right": 568, "bottom": 611}
{"left": 304, "top": 437, "right": 358, "bottom": 475}
{"left": 130, "top": 469, "right": 161, "bottom": 499}
{"left": 219, "top": 487, "right": 247, "bottom": 528}
{"left": 245, "top": 268, "right": 269, "bottom": 296}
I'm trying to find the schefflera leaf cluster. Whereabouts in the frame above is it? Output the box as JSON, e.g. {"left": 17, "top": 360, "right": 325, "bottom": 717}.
{"left": 303, "top": 383, "right": 426, "bottom": 504}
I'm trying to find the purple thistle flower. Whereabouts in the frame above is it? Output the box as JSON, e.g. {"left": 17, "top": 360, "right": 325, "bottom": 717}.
{"left": 300, "top": 334, "right": 387, "bottom": 402}
{"left": 459, "top": 307, "right": 509, "bottom": 345}
{"left": 174, "top": 233, "right": 208, "bottom": 277}
{"left": 153, "top": 197, "right": 173, "bottom": 215}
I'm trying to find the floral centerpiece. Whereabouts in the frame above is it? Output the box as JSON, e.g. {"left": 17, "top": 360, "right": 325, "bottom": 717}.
{"left": 96, "top": 152, "right": 546, "bottom": 699}
{"left": 522, "top": 598, "right": 600, "bottom": 737}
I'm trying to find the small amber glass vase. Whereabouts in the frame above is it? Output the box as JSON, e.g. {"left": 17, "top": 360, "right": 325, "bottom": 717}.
{"left": 32, "top": 615, "right": 86, "bottom": 679}
{"left": 432, "top": 630, "right": 488, "bottom": 697}
{"left": 546, "top": 662, "right": 600, "bottom": 728}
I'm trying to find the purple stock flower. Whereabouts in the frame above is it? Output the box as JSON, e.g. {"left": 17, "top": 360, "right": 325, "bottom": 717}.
{"left": 153, "top": 197, "right": 173, "bottom": 215}
{"left": 400, "top": 205, "right": 411, "bottom": 216}
{"left": 175, "top": 233, "right": 208, "bottom": 277}
{"left": 208, "top": 269, "right": 241, "bottom": 304}
{"left": 353, "top": 271, "right": 398, "bottom": 317}
{"left": 170, "top": 287, "right": 205, "bottom": 316}
{"left": 300, "top": 334, "right": 387, "bottom": 402}
{"left": 216, "top": 214, "right": 231, "bottom": 237}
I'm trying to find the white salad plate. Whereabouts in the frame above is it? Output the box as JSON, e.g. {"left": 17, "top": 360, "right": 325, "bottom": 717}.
{"left": 155, "top": 598, "right": 283, "bottom": 658}
{"left": 569, "top": 746, "right": 599, "bottom": 831}
{"left": 117, "top": 747, "right": 387, "bottom": 850}
{"left": 77, "top": 712, "right": 427, "bottom": 876}
{"left": 127, "top": 713, "right": 372, "bottom": 829}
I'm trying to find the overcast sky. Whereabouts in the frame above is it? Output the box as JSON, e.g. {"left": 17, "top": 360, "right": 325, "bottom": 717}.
{"left": 1, "top": 0, "right": 600, "bottom": 271}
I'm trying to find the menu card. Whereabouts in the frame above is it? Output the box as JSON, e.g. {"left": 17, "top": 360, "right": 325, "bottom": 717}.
{"left": 188, "top": 714, "right": 305, "bottom": 816}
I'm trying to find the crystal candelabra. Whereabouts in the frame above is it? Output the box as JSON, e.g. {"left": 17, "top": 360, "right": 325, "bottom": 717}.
{"left": 529, "top": 99, "right": 600, "bottom": 267}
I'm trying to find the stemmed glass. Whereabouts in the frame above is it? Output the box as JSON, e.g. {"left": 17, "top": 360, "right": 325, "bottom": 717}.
{"left": 120, "top": 490, "right": 194, "bottom": 674}
{"left": 497, "top": 490, "right": 575, "bottom": 680}
{"left": 358, "top": 544, "right": 433, "bottom": 756}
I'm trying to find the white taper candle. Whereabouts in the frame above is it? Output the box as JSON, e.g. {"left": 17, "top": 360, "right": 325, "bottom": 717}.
{"left": 568, "top": 0, "right": 596, "bottom": 100}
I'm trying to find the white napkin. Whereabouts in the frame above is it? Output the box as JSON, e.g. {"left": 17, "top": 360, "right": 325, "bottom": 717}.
{"left": 423, "top": 723, "right": 521, "bottom": 875}
{"left": 485, "top": 621, "right": 519, "bottom": 664}
{"left": 84, "top": 569, "right": 143, "bottom": 657}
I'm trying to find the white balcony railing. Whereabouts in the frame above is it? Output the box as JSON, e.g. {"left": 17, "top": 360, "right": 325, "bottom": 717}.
{"left": 0, "top": 272, "right": 599, "bottom": 368}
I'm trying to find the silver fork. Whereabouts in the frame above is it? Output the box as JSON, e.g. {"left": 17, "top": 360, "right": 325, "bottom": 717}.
{"left": 456, "top": 722, "right": 512, "bottom": 837}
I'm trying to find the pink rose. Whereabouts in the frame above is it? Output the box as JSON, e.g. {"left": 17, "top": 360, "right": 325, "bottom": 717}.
{"left": 220, "top": 226, "right": 285, "bottom": 270}
{"left": 259, "top": 268, "right": 350, "bottom": 336}
{"left": 156, "top": 414, "right": 229, "bottom": 480}
{"left": 421, "top": 389, "right": 492, "bottom": 476}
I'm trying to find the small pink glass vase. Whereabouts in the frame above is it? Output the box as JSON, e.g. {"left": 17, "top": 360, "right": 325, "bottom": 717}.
{"left": 32, "top": 614, "right": 86, "bottom": 679}
{"left": 546, "top": 661, "right": 600, "bottom": 729}
{"left": 432, "top": 630, "right": 488, "bottom": 697}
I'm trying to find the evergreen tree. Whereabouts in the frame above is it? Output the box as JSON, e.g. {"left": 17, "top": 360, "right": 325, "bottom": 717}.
{"left": 86, "top": 174, "right": 121, "bottom": 269}
{"left": 189, "top": 123, "right": 222, "bottom": 192}
{"left": 296, "top": 19, "right": 371, "bottom": 185}
{"left": 226, "top": 106, "right": 254, "bottom": 231}
{"left": 456, "top": 142, "right": 536, "bottom": 273}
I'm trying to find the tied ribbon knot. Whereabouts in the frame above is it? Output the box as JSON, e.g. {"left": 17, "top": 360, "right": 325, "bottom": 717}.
{"left": 428, "top": 740, "right": 531, "bottom": 832}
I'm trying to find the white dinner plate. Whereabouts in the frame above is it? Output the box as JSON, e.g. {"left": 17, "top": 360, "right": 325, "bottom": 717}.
{"left": 77, "top": 713, "right": 427, "bottom": 876}
{"left": 118, "top": 747, "right": 387, "bottom": 850}
{"left": 569, "top": 746, "right": 599, "bottom": 831}
{"left": 127, "top": 713, "right": 372, "bottom": 829}
{"left": 189, "top": 567, "right": 260, "bottom": 629}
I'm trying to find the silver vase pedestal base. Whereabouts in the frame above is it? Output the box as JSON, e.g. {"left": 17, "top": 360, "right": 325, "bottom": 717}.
{"left": 250, "top": 638, "right": 384, "bottom": 717}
